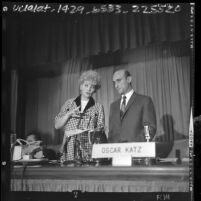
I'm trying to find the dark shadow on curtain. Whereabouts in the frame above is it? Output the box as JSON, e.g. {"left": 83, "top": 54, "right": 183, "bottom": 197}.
{"left": 16, "top": 72, "right": 27, "bottom": 139}
{"left": 88, "top": 40, "right": 189, "bottom": 69}
{"left": 53, "top": 129, "right": 64, "bottom": 146}
{"left": 155, "top": 114, "right": 187, "bottom": 158}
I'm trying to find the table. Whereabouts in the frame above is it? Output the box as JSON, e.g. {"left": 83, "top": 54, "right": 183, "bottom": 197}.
{"left": 11, "top": 163, "right": 189, "bottom": 192}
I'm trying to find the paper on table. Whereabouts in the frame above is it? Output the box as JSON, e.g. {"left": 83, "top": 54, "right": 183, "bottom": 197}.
{"left": 65, "top": 129, "right": 90, "bottom": 137}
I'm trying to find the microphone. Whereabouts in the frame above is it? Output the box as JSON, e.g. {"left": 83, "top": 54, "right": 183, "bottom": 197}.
{"left": 144, "top": 124, "right": 150, "bottom": 142}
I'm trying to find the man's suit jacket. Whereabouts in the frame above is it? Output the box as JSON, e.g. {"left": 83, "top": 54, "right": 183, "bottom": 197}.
{"left": 108, "top": 92, "right": 156, "bottom": 142}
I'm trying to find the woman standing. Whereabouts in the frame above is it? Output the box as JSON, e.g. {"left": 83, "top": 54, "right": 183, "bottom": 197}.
{"left": 55, "top": 70, "right": 105, "bottom": 163}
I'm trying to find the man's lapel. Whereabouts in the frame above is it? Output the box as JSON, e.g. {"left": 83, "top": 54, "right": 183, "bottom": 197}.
{"left": 113, "top": 98, "right": 121, "bottom": 122}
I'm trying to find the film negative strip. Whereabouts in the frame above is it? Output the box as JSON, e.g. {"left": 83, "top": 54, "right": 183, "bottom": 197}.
{"left": 3, "top": 2, "right": 195, "bottom": 201}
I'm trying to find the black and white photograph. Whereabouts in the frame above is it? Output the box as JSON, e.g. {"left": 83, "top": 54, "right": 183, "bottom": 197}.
{"left": 2, "top": 2, "right": 198, "bottom": 201}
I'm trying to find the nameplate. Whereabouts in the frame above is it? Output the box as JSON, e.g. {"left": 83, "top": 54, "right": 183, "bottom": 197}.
{"left": 92, "top": 142, "right": 156, "bottom": 158}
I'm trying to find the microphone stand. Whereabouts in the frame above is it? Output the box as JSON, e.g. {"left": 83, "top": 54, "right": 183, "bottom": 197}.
{"left": 73, "top": 112, "right": 87, "bottom": 166}
{"left": 74, "top": 135, "right": 83, "bottom": 166}
{"left": 60, "top": 135, "right": 71, "bottom": 165}
{"left": 144, "top": 125, "right": 151, "bottom": 166}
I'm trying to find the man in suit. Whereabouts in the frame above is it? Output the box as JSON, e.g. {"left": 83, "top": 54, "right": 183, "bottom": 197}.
{"left": 108, "top": 69, "right": 156, "bottom": 143}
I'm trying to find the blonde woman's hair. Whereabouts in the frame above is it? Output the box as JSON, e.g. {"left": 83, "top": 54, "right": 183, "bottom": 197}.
{"left": 79, "top": 70, "right": 101, "bottom": 91}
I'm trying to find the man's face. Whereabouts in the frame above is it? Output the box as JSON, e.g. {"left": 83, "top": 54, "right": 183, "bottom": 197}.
{"left": 26, "top": 134, "right": 36, "bottom": 143}
{"left": 113, "top": 70, "right": 131, "bottom": 95}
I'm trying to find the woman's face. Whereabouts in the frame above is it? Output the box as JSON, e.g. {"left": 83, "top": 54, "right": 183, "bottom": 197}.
{"left": 80, "top": 80, "right": 96, "bottom": 99}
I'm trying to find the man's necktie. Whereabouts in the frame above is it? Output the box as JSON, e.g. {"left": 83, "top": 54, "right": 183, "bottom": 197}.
{"left": 120, "top": 96, "right": 127, "bottom": 118}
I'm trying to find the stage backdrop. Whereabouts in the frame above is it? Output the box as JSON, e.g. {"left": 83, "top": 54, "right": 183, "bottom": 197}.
{"left": 24, "top": 41, "right": 190, "bottom": 158}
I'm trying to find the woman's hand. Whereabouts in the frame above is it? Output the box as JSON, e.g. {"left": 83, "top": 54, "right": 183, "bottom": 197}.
{"left": 55, "top": 106, "right": 81, "bottom": 129}
{"left": 68, "top": 106, "right": 81, "bottom": 118}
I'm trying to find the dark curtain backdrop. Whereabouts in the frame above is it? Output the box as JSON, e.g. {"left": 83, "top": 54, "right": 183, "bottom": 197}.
{"left": 7, "top": 4, "right": 190, "bottom": 71}
{"left": 6, "top": 3, "right": 191, "bottom": 157}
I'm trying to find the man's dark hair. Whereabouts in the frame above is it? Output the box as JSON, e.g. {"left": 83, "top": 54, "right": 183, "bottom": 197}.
{"left": 26, "top": 132, "right": 41, "bottom": 141}
{"left": 113, "top": 69, "right": 131, "bottom": 78}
